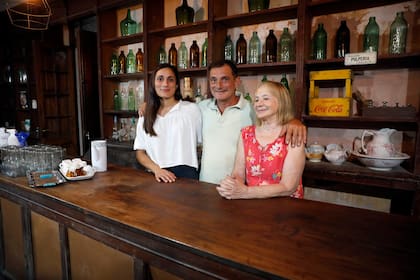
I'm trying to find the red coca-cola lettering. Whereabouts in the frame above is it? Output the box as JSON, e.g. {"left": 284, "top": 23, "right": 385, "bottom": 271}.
{"left": 328, "top": 104, "right": 343, "bottom": 113}
{"left": 313, "top": 105, "right": 327, "bottom": 113}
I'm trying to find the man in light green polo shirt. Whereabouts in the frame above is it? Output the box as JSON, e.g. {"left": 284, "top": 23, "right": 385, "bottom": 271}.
{"left": 198, "top": 60, "right": 306, "bottom": 184}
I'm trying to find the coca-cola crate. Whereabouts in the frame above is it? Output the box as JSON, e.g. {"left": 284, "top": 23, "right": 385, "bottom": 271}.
{"left": 309, "top": 69, "right": 352, "bottom": 117}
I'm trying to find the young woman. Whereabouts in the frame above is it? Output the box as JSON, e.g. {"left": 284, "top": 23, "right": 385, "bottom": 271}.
{"left": 216, "top": 81, "right": 305, "bottom": 199}
{"left": 134, "top": 64, "right": 202, "bottom": 182}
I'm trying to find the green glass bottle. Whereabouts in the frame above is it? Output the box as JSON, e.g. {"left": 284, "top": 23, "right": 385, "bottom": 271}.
{"left": 261, "top": 75, "right": 267, "bottom": 82}
{"left": 178, "top": 41, "right": 188, "bottom": 69}
{"left": 236, "top": 33, "right": 247, "bottom": 64}
{"left": 128, "top": 88, "right": 136, "bottom": 111}
{"left": 201, "top": 38, "right": 208, "bottom": 67}
{"left": 313, "top": 23, "right": 327, "bottom": 60}
{"left": 120, "top": 9, "right": 137, "bottom": 36}
{"left": 389, "top": 12, "right": 408, "bottom": 55}
{"left": 248, "top": 0, "right": 270, "bottom": 12}
{"left": 113, "top": 89, "right": 121, "bottom": 111}
{"left": 110, "top": 53, "right": 119, "bottom": 75}
{"left": 363, "top": 16, "right": 380, "bottom": 52}
{"left": 280, "top": 73, "right": 289, "bottom": 91}
{"left": 224, "top": 35, "right": 234, "bottom": 61}
{"left": 176, "top": 0, "right": 194, "bottom": 25}
{"left": 158, "top": 45, "right": 167, "bottom": 64}
{"left": 249, "top": 31, "right": 261, "bottom": 64}
{"left": 335, "top": 20, "right": 350, "bottom": 58}
{"left": 280, "top": 27, "right": 293, "bottom": 62}
{"left": 126, "top": 49, "right": 136, "bottom": 73}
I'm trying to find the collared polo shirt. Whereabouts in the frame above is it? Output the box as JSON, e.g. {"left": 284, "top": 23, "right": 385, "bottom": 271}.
{"left": 198, "top": 94, "right": 254, "bottom": 184}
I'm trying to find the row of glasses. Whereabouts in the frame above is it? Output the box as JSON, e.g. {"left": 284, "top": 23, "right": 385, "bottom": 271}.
{"left": 0, "top": 145, "right": 66, "bottom": 177}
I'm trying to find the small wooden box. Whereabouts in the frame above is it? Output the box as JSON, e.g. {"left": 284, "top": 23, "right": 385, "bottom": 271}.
{"left": 309, "top": 69, "right": 352, "bottom": 117}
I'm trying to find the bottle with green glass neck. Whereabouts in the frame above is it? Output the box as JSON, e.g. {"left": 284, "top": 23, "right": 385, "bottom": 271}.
{"left": 313, "top": 23, "right": 327, "bottom": 60}
{"left": 280, "top": 74, "right": 289, "bottom": 91}
{"left": 176, "top": 0, "right": 194, "bottom": 25}
{"left": 126, "top": 49, "right": 136, "bottom": 73}
{"left": 389, "top": 11, "right": 407, "bottom": 54}
{"left": 120, "top": 9, "right": 137, "bottom": 36}
{"left": 110, "top": 53, "right": 119, "bottom": 75}
{"left": 279, "top": 27, "right": 293, "bottom": 62}
{"left": 158, "top": 45, "right": 167, "bottom": 64}
{"left": 261, "top": 75, "right": 268, "bottom": 82}
{"left": 244, "top": 92, "right": 252, "bottom": 102}
{"left": 249, "top": 31, "right": 261, "bottom": 64}
{"left": 178, "top": 41, "right": 188, "bottom": 69}
{"left": 363, "top": 16, "right": 380, "bottom": 52}
{"left": 128, "top": 88, "right": 136, "bottom": 111}
{"left": 113, "top": 89, "right": 120, "bottom": 111}
{"left": 224, "top": 35, "right": 234, "bottom": 61}
{"left": 201, "top": 38, "right": 208, "bottom": 67}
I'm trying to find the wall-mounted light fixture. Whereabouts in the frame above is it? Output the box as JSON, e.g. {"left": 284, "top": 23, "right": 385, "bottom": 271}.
{"left": 6, "top": 0, "right": 52, "bottom": 30}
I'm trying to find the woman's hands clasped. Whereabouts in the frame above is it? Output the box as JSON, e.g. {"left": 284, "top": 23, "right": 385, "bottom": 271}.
{"left": 216, "top": 175, "right": 248, "bottom": 199}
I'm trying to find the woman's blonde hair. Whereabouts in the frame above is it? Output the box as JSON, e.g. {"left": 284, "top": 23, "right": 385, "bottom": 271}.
{"left": 255, "top": 81, "right": 295, "bottom": 126}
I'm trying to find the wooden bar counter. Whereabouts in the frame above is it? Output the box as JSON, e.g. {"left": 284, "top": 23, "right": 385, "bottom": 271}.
{"left": 0, "top": 165, "right": 419, "bottom": 279}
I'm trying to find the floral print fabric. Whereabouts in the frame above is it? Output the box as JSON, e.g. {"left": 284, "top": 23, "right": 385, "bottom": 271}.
{"left": 241, "top": 126, "right": 303, "bottom": 198}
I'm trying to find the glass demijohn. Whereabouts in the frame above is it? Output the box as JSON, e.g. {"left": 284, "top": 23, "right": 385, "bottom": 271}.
{"left": 176, "top": 0, "right": 194, "bottom": 25}
{"left": 120, "top": 9, "right": 137, "bottom": 36}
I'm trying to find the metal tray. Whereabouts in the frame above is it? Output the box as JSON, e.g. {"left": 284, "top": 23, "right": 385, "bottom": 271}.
{"left": 27, "top": 170, "right": 66, "bottom": 188}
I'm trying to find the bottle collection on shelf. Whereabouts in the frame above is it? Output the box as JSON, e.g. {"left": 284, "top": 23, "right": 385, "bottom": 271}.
{"left": 113, "top": 86, "right": 144, "bottom": 112}
{"left": 110, "top": 48, "right": 144, "bottom": 75}
{"left": 112, "top": 115, "right": 137, "bottom": 142}
{"left": 313, "top": 11, "right": 408, "bottom": 60}
{"left": 158, "top": 39, "right": 208, "bottom": 68}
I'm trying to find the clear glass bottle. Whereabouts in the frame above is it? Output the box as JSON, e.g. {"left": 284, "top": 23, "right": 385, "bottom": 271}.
{"left": 335, "top": 20, "right": 350, "bottom": 58}
{"left": 136, "top": 48, "right": 144, "bottom": 72}
{"left": 178, "top": 41, "right": 188, "bottom": 69}
{"left": 110, "top": 53, "right": 119, "bottom": 75}
{"left": 249, "top": 31, "right": 261, "bottom": 64}
{"left": 224, "top": 35, "right": 234, "bottom": 61}
{"left": 168, "top": 43, "right": 178, "bottom": 67}
{"left": 120, "top": 9, "right": 137, "bottom": 36}
{"left": 195, "top": 85, "right": 203, "bottom": 103}
{"left": 313, "top": 23, "right": 327, "bottom": 60}
{"left": 265, "top": 29, "right": 277, "bottom": 63}
{"left": 118, "top": 50, "right": 126, "bottom": 74}
{"left": 176, "top": 0, "right": 195, "bottom": 25}
{"left": 389, "top": 11, "right": 408, "bottom": 55}
{"left": 280, "top": 73, "right": 289, "bottom": 91}
{"left": 126, "top": 49, "right": 136, "bottom": 73}
{"left": 128, "top": 88, "right": 136, "bottom": 111}
{"left": 189, "top": 40, "right": 200, "bottom": 68}
{"left": 236, "top": 33, "right": 247, "bottom": 64}
{"left": 363, "top": 16, "right": 380, "bottom": 52}
{"left": 120, "top": 88, "right": 128, "bottom": 111}
{"left": 201, "top": 38, "right": 208, "bottom": 67}
{"left": 113, "top": 89, "right": 121, "bottom": 111}
{"left": 158, "top": 44, "right": 167, "bottom": 64}
{"left": 279, "top": 27, "right": 293, "bottom": 62}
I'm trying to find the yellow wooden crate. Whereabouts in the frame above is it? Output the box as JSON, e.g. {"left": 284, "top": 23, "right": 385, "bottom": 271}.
{"left": 309, "top": 69, "right": 352, "bottom": 117}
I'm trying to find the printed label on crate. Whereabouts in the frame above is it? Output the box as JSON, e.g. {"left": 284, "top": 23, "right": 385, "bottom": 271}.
{"left": 309, "top": 98, "right": 351, "bottom": 117}
{"left": 344, "top": 52, "right": 377, "bottom": 66}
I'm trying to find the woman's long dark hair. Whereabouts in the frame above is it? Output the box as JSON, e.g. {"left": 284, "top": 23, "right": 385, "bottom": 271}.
{"left": 143, "top": 64, "right": 182, "bottom": 136}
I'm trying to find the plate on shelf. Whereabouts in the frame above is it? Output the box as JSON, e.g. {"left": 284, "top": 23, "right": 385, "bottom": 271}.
{"left": 351, "top": 151, "right": 410, "bottom": 171}
{"left": 59, "top": 167, "right": 96, "bottom": 181}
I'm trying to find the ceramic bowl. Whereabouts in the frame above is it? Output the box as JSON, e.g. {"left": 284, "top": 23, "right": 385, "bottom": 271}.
{"left": 351, "top": 151, "right": 410, "bottom": 171}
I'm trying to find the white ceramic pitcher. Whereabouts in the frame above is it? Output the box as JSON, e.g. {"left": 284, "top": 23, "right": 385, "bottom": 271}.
{"left": 361, "top": 128, "right": 396, "bottom": 158}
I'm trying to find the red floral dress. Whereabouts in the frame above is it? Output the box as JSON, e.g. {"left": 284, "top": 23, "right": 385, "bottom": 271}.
{"left": 241, "top": 126, "right": 303, "bottom": 199}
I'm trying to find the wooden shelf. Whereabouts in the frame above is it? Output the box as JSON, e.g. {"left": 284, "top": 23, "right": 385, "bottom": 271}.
{"left": 103, "top": 109, "right": 138, "bottom": 117}
{"left": 101, "top": 33, "right": 144, "bottom": 46}
{"left": 103, "top": 73, "right": 145, "bottom": 81}
{"left": 236, "top": 62, "right": 296, "bottom": 76}
{"left": 148, "top": 21, "right": 208, "bottom": 37}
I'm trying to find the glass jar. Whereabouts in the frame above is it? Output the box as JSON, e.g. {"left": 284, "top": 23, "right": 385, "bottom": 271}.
{"left": 389, "top": 11, "right": 407, "bottom": 55}
{"left": 120, "top": 9, "right": 137, "bottom": 36}
{"left": 335, "top": 20, "right": 350, "bottom": 58}
{"left": 176, "top": 0, "right": 194, "bottom": 25}
{"left": 158, "top": 45, "right": 167, "bottom": 64}
{"left": 265, "top": 29, "right": 277, "bottom": 63}
{"left": 126, "top": 49, "right": 136, "bottom": 73}
{"left": 279, "top": 27, "right": 293, "bottom": 62}
{"left": 236, "top": 33, "right": 247, "bottom": 64}
{"left": 201, "top": 38, "right": 208, "bottom": 67}
{"left": 189, "top": 40, "right": 200, "bottom": 68}
{"left": 249, "top": 31, "right": 261, "bottom": 64}
{"left": 118, "top": 51, "right": 126, "bottom": 74}
{"left": 313, "top": 23, "right": 327, "bottom": 60}
{"left": 168, "top": 43, "right": 178, "bottom": 67}
{"left": 136, "top": 48, "right": 144, "bottom": 72}
{"left": 363, "top": 16, "right": 380, "bottom": 52}
{"left": 224, "top": 35, "right": 234, "bottom": 61}
{"left": 178, "top": 41, "right": 188, "bottom": 69}
{"left": 248, "top": 0, "right": 270, "bottom": 12}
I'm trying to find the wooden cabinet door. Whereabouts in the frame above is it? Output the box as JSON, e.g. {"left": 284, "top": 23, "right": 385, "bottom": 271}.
{"left": 32, "top": 39, "right": 78, "bottom": 156}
